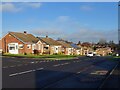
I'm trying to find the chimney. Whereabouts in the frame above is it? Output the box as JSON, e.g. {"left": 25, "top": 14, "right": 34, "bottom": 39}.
{"left": 46, "top": 35, "right": 48, "bottom": 38}
{"left": 24, "top": 31, "right": 27, "bottom": 34}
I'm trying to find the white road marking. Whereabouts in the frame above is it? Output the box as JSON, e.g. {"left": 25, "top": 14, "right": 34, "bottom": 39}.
{"left": 53, "top": 62, "right": 70, "bottom": 67}
{"left": 9, "top": 67, "right": 44, "bottom": 77}
{"left": 32, "top": 69, "right": 36, "bottom": 72}
{"left": 53, "top": 64, "right": 61, "bottom": 67}
{"left": 10, "top": 65, "right": 16, "bottom": 68}
{"left": 9, "top": 73, "right": 19, "bottom": 77}
{"left": 98, "top": 62, "right": 119, "bottom": 88}
{"left": 18, "top": 70, "right": 33, "bottom": 75}
{"left": 3, "top": 66, "right": 8, "bottom": 69}
{"left": 64, "top": 62, "right": 70, "bottom": 65}
{"left": 30, "top": 62, "right": 35, "bottom": 64}
{"left": 36, "top": 68, "right": 44, "bottom": 70}
{"left": 61, "top": 63, "right": 66, "bottom": 66}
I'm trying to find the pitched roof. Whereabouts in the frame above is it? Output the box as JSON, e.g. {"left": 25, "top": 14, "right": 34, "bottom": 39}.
{"left": 9, "top": 32, "right": 39, "bottom": 44}
{"left": 57, "top": 41, "right": 72, "bottom": 48}
{"left": 38, "top": 37, "right": 61, "bottom": 45}
{"left": 71, "top": 43, "right": 81, "bottom": 49}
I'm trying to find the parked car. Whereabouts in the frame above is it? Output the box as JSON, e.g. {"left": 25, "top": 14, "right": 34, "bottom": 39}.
{"left": 87, "top": 52, "right": 94, "bottom": 57}
{"left": 116, "top": 53, "right": 119, "bottom": 56}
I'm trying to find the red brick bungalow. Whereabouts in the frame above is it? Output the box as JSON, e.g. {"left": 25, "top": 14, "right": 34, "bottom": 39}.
{"left": 0, "top": 31, "right": 42, "bottom": 54}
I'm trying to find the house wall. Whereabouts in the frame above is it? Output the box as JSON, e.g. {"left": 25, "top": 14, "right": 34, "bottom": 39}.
{"left": 35, "top": 43, "right": 44, "bottom": 54}
{"left": 23, "top": 44, "right": 33, "bottom": 54}
{"left": 50, "top": 46, "right": 62, "bottom": 55}
{"left": 80, "top": 47, "right": 93, "bottom": 55}
{"left": 43, "top": 44, "right": 50, "bottom": 54}
{"left": 0, "top": 39, "right": 2, "bottom": 53}
{"left": 95, "top": 48, "right": 112, "bottom": 56}
{"left": 65, "top": 48, "right": 73, "bottom": 55}
{"left": 1, "top": 33, "right": 33, "bottom": 54}
{"left": 75, "top": 49, "right": 81, "bottom": 55}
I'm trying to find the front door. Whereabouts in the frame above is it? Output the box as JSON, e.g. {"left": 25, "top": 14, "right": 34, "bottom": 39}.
{"left": 8, "top": 43, "right": 18, "bottom": 54}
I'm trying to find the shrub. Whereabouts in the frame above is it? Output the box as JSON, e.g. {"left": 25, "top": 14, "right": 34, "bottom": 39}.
{"left": 24, "top": 52, "right": 27, "bottom": 55}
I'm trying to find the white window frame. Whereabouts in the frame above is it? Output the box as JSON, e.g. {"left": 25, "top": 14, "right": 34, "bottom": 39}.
{"left": 19, "top": 44, "right": 24, "bottom": 49}
{"left": 8, "top": 43, "right": 16, "bottom": 50}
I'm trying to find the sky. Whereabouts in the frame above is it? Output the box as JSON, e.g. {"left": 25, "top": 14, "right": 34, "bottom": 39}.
{"left": 1, "top": 2, "right": 119, "bottom": 43}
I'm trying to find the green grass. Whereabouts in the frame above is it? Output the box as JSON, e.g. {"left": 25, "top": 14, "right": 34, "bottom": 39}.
{"left": 114, "top": 56, "right": 120, "bottom": 58}
{"left": 3, "top": 53, "right": 79, "bottom": 60}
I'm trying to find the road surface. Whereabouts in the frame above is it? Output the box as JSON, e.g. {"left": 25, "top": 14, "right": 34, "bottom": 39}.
{"left": 2, "top": 56, "right": 119, "bottom": 89}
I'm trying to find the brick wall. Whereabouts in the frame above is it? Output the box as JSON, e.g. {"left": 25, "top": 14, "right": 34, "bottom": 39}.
{"left": 1, "top": 33, "right": 33, "bottom": 54}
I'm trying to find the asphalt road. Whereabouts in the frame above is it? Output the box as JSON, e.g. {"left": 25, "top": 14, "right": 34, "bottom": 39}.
{"left": 2, "top": 56, "right": 119, "bottom": 89}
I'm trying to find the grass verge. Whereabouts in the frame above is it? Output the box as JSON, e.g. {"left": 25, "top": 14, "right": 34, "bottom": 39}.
{"left": 3, "top": 53, "right": 79, "bottom": 60}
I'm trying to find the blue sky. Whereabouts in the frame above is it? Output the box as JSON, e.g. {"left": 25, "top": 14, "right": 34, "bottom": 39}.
{"left": 1, "top": 2, "right": 118, "bottom": 43}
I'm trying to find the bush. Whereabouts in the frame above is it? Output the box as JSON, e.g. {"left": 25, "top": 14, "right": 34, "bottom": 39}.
{"left": 24, "top": 52, "right": 27, "bottom": 55}
{"left": 53, "top": 53, "right": 58, "bottom": 55}
{"left": 2, "top": 51, "right": 4, "bottom": 55}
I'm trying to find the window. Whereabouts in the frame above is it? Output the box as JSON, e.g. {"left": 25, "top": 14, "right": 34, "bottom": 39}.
{"left": 8, "top": 43, "right": 15, "bottom": 50}
{"left": 27, "top": 45, "right": 31, "bottom": 49}
{"left": 19, "top": 44, "right": 24, "bottom": 49}
{"left": 44, "top": 47, "right": 48, "bottom": 49}
{"left": 9, "top": 46, "right": 15, "bottom": 50}
{"left": 69, "top": 49, "right": 71, "bottom": 52}
{"left": 56, "top": 48, "right": 58, "bottom": 50}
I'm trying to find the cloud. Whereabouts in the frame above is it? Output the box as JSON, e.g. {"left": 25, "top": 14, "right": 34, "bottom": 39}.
{"left": 30, "top": 15, "right": 118, "bottom": 43}
{"left": 0, "top": 2, "right": 42, "bottom": 12}
{"left": 22, "top": 2, "right": 42, "bottom": 8}
{"left": 57, "top": 16, "right": 70, "bottom": 22}
{"left": 65, "top": 29, "right": 118, "bottom": 43}
{"left": 30, "top": 28, "right": 63, "bottom": 36}
{"left": 0, "top": 3, "right": 22, "bottom": 12}
{"left": 80, "top": 5, "right": 93, "bottom": 11}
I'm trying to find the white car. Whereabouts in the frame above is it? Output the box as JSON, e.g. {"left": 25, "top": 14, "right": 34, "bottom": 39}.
{"left": 116, "top": 53, "right": 119, "bottom": 56}
{"left": 87, "top": 52, "right": 94, "bottom": 57}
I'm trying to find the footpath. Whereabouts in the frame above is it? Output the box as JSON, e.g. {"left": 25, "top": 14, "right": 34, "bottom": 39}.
{"left": 102, "top": 59, "right": 120, "bottom": 89}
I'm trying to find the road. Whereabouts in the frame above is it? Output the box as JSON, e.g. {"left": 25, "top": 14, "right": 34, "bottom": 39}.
{"left": 2, "top": 56, "right": 119, "bottom": 89}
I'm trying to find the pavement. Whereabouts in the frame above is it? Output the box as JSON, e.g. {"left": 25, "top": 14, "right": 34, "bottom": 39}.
{"left": 2, "top": 56, "right": 119, "bottom": 89}
{"left": 100, "top": 59, "right": 120, "bottom": 89}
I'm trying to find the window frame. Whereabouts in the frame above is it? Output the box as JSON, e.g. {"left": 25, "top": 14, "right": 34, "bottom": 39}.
{"left": 19, "top": 44, "right": 24, "bottom": 49}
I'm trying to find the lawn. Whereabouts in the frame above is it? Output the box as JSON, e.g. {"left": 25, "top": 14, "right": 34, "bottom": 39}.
{"left": 3, "top": 53, "right": 79, "bottom": 60}
{"left": 114, "top": 56, "right": 120, "bottom": 58}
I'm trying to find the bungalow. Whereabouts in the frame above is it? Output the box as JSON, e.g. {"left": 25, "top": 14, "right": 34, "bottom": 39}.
{"left": 37, "top": 36, "right": 62, "bottom": 55}
{"left": 95, "top": 47, "right": 112, "bottom": 56}
{"left": 57, "top": 40, "right": 73, "bottom": 55}
{"left": 0, "top": 31, "right": 42, "bottom": 54}
{"left": 77, "top": 43, "right": 93, "bottom": 56}
{"left": 70, "top": 43, "right": 81, "bottom": 55}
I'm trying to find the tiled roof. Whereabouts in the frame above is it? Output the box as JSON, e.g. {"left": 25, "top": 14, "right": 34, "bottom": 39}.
{"left": 71, "top": 43, "right": 81, "bottom": 49}
{"left": 57, "top": 41, "right": 72, "bottom": 48}
{"left": 38, "top": 37, "right": 61, "bottom": 45}
{"left": 9, "top": 32, "right": 39, "bottom": 43}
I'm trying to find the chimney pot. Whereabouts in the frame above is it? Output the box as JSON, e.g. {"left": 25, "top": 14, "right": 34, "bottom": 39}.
{"left": 46, "top": 35, "right": 48, "bottom": 38}
{"left": 24, "top": 31, "right": 27, "bottom": 34}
